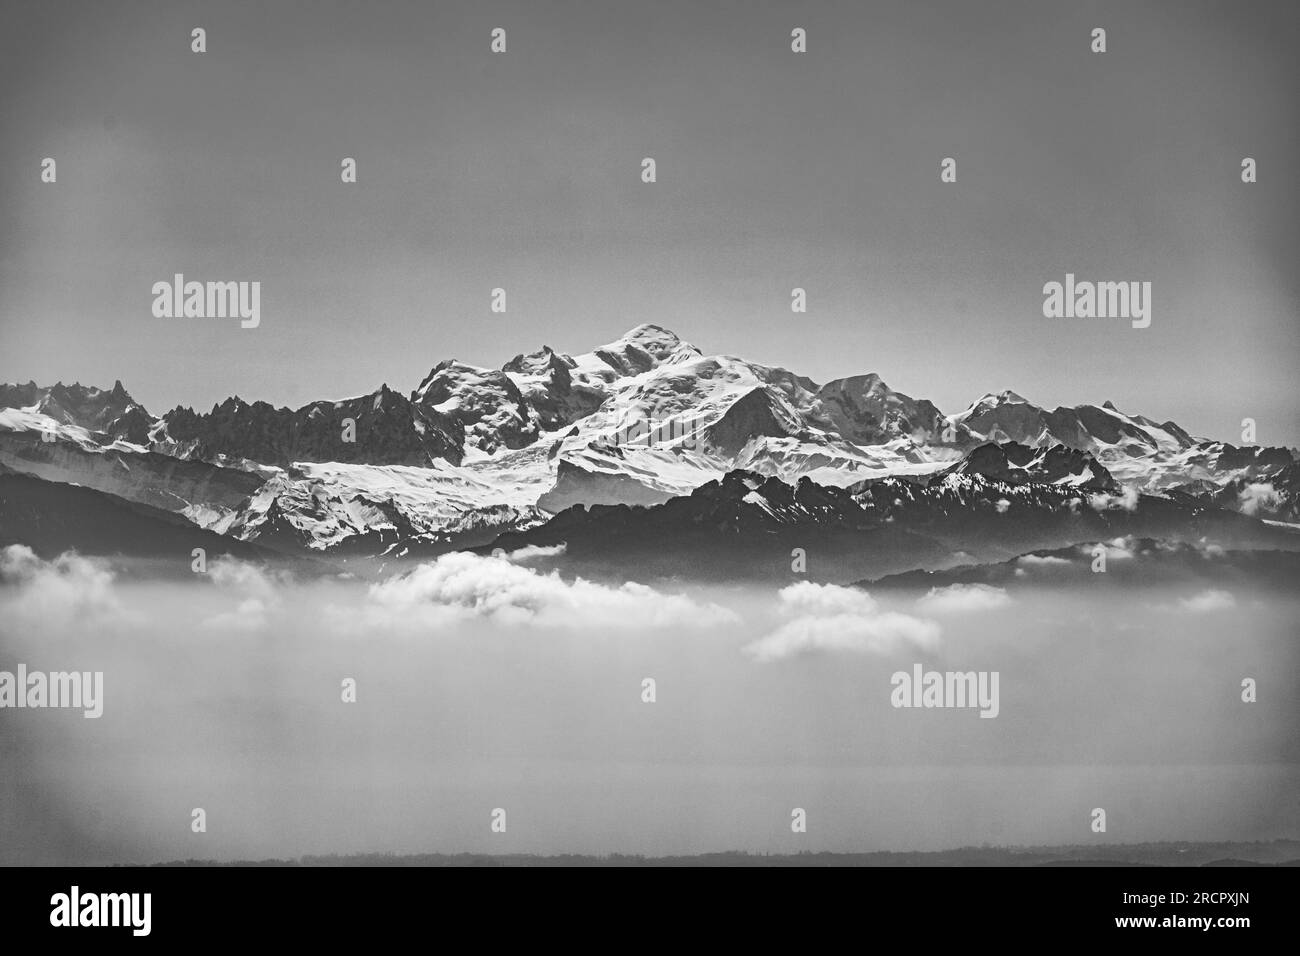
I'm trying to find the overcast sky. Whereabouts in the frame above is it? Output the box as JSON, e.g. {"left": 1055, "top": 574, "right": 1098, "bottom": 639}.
{"left": 1, "top": 0, "right": 1296, "bottom": 443}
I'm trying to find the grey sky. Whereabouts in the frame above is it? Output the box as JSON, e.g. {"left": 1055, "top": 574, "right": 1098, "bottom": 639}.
{"left": 1, "top": 0, "right": 1296, "bottom": 443}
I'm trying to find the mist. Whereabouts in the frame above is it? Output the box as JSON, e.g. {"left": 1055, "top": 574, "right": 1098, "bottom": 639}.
{"left": 1, "top": 549, "right": 1296, "bottom": 864}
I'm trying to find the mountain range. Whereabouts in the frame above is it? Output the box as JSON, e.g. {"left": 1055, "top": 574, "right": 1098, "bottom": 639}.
{"left": 1, "top": 324, "right": 1296, "bottom": 578}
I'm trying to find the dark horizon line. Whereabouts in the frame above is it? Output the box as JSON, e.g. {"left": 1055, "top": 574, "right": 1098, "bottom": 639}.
{"left": 131, "top": 837, "right": 1300, "bottom": 868}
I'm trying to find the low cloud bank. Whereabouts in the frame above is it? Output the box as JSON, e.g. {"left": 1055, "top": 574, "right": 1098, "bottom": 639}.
{"left": 347, "top": 550, "right": 737, "bottom": 633}
{"left": 743, "top": 582, "right": 940, "bottom": 663}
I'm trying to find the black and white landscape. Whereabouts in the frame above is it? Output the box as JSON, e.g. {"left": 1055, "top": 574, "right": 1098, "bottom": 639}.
{"left": 2, "top": 322, "right": 1298, "bottom": 575}
{"left": 2, "top": 322, "right": 1298, "bottom": 863}
{"left": 1, "top": 0, "right": 1297, "bottom": 868}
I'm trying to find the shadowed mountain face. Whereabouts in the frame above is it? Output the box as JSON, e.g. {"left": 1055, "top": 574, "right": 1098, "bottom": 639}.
{"left": 0, "top": 324, "right": 1294, "bottom": 562}
{"left": 0, "top": 428, "right": 266, "bottom": 522}
{"left": 0, "top": 464, "right": 281, "bottom": 569}
{"left": 940, "top": 442, "right": 1117, "bottom": 490}
{"left": 160, "top": 386, "right": 465, "bottom": 467}
{"left": 538, "top": 459, "right": 677, "bottom": 513}
{"left": 814, "top": 373, "right": 951, "bottom": 444}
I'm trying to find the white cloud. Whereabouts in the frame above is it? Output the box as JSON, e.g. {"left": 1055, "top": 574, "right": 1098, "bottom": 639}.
{"left": 994, "top": 498, "right": 1011, "bottom": 514}
{"left": 1179, "top": 589, "right": 1236, "bottom": 612}
{"left": 343, "top": 550, "right": 737, "bottom": 633}
{"left": 774, "top": 580, "right": 881, "bottom": 617}
{"left": 202, "top": 557, "right": 283, "bottom": 631}
{"left": 1015, "top": 553, "right": 1072, "bottom": 569}
{"left": 1085, "top": 538, "right": 1136, "bottom": 562}
{"left": 501, "top": 543, "right": 567, "bottom": 563}
{"left": 1088, "top": 486, "right": 1140, "bottom": 512}
{"left": 208, "top": 557, "right": 281, "bottom": 599}
{"left": 743, "top": 581, "right": 940, "bottom": 663}
{"left": 0, "top": 545, "right": 121, "bottom": 629}
{"left": 917, "top": 583, "right": 1012, "bottom": 614}
{"left": 1236, "top": 483, "right": 1281, "bottom": 517}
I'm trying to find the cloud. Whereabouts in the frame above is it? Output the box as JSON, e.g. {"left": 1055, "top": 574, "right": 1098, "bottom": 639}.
{"left": 1015, "top": 553, "right": 1072, "bottom": 568}
{"left": 1013, "top": 552, "right": 1075, "bottom": 578}
{"left": 1080, "top": 538, "right": 1136, "bottom": 563}
{"left": 917, "top": 583, "right": 1012, "bottom": 614}
{"left": 343, "top": 550, "right": 737, "bottom": 633}
{"left": 743, "top": 581, "right": 940, "bottom": 663}
{"left": 0, "top": 545, "right": 121, "bottom": 629}
{"left": 202, "top": 557, "right": 283, "bottom": 631}
{"left": 204, "top": 597, "right": 272, "bottom": 632}
{"left": 994, "top": 498, "right": 1011, "bottom": 514}
{"left": 1088, "top": 486, "right": 1140, "bottom": 512}
{"left": 208, "top": 557, "right": 281, "bottom": 598}
{"left": 499, "top": 543, "right": 567, "bottom": 563}
{"left": 1179, "top": 589, "right": 1236, "bottom": 612}
{"left": 1236, "top": 483, "right": 1281, "bottom": 517}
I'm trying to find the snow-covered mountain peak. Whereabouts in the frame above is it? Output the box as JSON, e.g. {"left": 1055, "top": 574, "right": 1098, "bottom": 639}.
{"left": 502, "top": 345, "right": 572, "bottom": 377}
{"left": 813, "top": 373, "right": 950, "bottom": 445}
{"left": 411, "top": 360, "right": 539, "bottom": 454}
{"left": 976, "top": 389, "right": 1030, "bottom": 406}
{"left": 570, "top": 324, "right": 702, "bottom": 382}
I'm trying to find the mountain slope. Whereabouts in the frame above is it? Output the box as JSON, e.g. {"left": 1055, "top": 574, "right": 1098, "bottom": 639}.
{"left": 0, "top": 465, "right": 284, "bottom": 568}
{"left": 484, "top": 462, "right": 1298, "bottom": 584}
